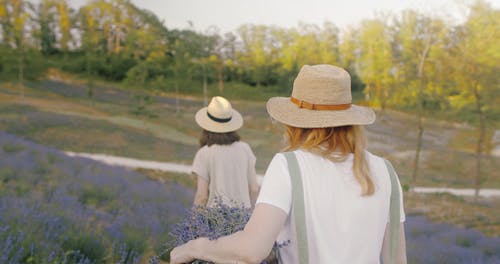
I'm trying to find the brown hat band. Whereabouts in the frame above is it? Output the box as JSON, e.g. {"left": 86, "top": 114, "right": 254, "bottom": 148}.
{"left": 290, "top": 97, "right": 352, "bottom": 111}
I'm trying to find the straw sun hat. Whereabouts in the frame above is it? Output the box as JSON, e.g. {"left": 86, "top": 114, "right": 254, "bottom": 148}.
{"left": 195, "top": 96, "right": 243, "bottom": 133}
{"left": 267, "top": 64, "right": 376, "bottom": 128}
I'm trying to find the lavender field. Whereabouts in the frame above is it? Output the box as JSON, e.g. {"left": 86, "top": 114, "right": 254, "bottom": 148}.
{"left": 1, "top": 131, "right": 499, "bottom": 263}
{"left": 0, "top": 131, "right": 193, "bottom": 263}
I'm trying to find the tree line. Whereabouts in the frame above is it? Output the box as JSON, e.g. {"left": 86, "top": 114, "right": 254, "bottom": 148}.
{"left": 0, "top": 0, "right": 498, "bottom": 197}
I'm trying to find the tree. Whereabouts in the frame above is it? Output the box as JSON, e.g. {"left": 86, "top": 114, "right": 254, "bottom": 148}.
{"left": 78, "top": 2, "right": 100, "bottom": 100}
{"left": 0, "top": 0, "right": 44, "bottom": 99}
{"left": 220, "top": 32, "right": 239, "bottom": 83}
{"left": 237, "top": 24, "right": 281, "bottom": 88}
{"left": 37, "top": 0, "right": 57, "bottom": 54}
{"left": 339, "top": 26, "right": 365, "bottom": 92}
{"left": 357, "top": 17, "right": 395, "bottom": 112}
{"left": 447, "top": 1, "right": 499, "bottom": 199}
{"left": 393, "top": 10, "right": 448, "bottom": 188}
{"left": 56, "top": 0, "right": 72, "bottom": 53}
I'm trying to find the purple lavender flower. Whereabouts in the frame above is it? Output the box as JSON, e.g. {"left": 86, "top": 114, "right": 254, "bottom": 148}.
{"left": 0, "top": 131, "right": 194, "bottom": 263}
{"left": 151, "top": 197, "right": 283, "bottom": 264}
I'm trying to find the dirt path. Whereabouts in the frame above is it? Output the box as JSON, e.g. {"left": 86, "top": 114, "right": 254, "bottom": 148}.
{"left": 65, "top": 151, "right": 500, "bottom": 198}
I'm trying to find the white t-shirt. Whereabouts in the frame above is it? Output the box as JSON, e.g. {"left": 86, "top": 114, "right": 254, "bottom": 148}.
{"left": 256, "top": 149, "right": 405, "bottom": 264}
{"left": 192, "top": 141, "right": 257, "bottom": 207}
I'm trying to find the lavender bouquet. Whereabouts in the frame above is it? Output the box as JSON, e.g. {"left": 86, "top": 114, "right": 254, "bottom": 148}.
{"left": 150, "top": 198, "right": 283, "bottom": 264}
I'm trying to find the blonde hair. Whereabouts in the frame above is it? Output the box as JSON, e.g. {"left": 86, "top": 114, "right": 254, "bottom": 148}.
{"left": 283, "top": 125, "right": 374, "bottom": 195}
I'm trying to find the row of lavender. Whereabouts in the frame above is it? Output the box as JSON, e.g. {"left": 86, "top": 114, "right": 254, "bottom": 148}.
{"left": 1, "top": 131, "right": 499, "bottom": 263}
{"left": 0, "top": 131, "right": 193, "bottom": 263}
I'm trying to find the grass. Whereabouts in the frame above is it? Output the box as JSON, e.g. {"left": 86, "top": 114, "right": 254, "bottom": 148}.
{"left": 449, "top": 128, "right": 496, "bottom": 154}
{"left": 0, "top": 127, "right": 500, "bottom": 263}
{"left": 0, "top": 103, "right": 197, "bottom": 163}
{"left": 391, "top": 149, "right": 500, "bottom": 189}
{"left": 1, "top": 78, "right": 499, "bottom": 182}
{"left": 405, "top": 192, "right": 500, "bottom": 237}
{"left": 0, "top": 131, "right": 194, "bottom": 263}
{"left": 138, "top": 169, "right": 197, "bottom": 190}
{"left": 2, "top": 143, "right": 26, "bottom": 153}
{"left": 1, "top": 76, "right": 500, "bottom": 241}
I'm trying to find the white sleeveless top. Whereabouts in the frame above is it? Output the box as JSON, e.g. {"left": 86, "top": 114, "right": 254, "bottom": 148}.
{"left": 256, "top": 149, "right": 405, "bottom": 264}
{"left": 192, "top": 141, "right": 257, "bottom": 207}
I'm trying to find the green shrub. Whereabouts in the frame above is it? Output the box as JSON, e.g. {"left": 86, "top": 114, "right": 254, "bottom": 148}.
{"left": 3, "top": 143, "right": 26, "bottom": 153}
{"left": 61, "top": 234, "right": 107, "bottom": 263}
{"left": 34, "top": 161, "right": 51, "bottom": 178}
{"left": 15, "top": 182, "right": 31, "bottom": 196}
{"left": 121, "top": 228, "right": 148, "bottom": 258}
{"left": 456, "top": 236, "right": 473, "bottom": 248}
{"left": 0, "top": 167, "right": 16, "bottom": 183}
{"left": 78, "top": 184, "right": 114, "bottom": 207}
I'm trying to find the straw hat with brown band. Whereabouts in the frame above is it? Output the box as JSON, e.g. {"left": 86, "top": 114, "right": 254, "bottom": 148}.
{"left": 266, "top": 64, "right": 375, "bottom": 128}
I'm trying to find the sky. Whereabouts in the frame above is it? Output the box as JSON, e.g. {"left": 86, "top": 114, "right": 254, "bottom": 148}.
{"left": 66, "top": 0, "right": 500, "bottom": 33}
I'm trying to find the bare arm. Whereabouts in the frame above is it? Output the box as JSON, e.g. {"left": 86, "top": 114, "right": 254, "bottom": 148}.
{"left": 170, "top": 203, "right": 287, "bottom": 264}
{"left": 193, "top": 174, "right": 209, "bottom": 207}
{"left": 382, "top": 222, "right": 407, "bottom": 264}
{"left": 247, "top": 149, "right": 259, "bottom": 206}
{"left": 248, "top": 175, "right": 260, "bottom": 206}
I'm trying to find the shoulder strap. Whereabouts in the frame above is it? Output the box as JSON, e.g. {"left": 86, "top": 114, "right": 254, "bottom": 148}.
{"left": 283, "top": 151, "right": 309, "bottom": 264}
{"left": 383, "top": 158, "right": 401, "bottom": 263}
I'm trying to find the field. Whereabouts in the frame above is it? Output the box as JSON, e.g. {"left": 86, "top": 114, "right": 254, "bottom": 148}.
{"left": 1, "top": 77, "right": 499, "bottom": 263}
{"left": 0, "top": 131, "right": 193, "bottom": 263}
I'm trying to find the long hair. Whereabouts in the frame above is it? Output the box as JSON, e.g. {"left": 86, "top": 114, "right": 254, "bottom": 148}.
{"left": 283, "top": 125, "right": 374, "bottom": 195}
{"left": 199, "top": 130, "right": 241, "bottom": 147}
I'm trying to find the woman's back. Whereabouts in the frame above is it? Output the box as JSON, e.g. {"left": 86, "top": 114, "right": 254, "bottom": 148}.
{"left": 193, "top": 141, "right": 256, "bottom": 207}
{"left": 257, "top": 149, "right": 405, "bottom": 263}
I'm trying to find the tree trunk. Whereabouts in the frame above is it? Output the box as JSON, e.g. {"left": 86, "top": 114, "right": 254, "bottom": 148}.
{"left": 473, "top": 82, "right": 484, "bottom": 200}
{"left": 202, "top": 63, "right": 208, "bottom": 106}
{"left": 412, "top": 78, "right": 425, "bottom": 188}
{"left": 174, "top": 64, "right": 180, "bottom": 115}
{"left": 115, "top": 25, "right": 121, "bottom": 53}
{"left": 86, "top": 50, "right": 94, "bottom": 105}
{"left": 217, "top": 60, "right": 224, "bottom": 93}
{"left": 411, "top": 73, "right": 425, "bottom": 189}
{"left": 63, "top": 50, "right": 68, "bottom": 63}
{"left": 411, "top": 35, "right": 431, "bottom": 189}
{"left": 412, "top": 112, "right": 424, "bottom": 187}
{"left": 18, "top": 44, "right": 24, "bottom": 101}
{"left": 379, "top": 81, "right": 387, "bottom": 116}
{"left": 364, "top": 84, "right": 370, "bottom": 101}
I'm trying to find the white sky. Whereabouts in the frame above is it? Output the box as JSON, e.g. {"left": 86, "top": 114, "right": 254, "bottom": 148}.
{"left": 66, "top": 0, "right": 500, "bottom": 33}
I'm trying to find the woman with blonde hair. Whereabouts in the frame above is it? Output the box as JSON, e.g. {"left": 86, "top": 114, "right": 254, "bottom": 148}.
{"left": 171, "top": 65, "right": 407, "bottom": 264}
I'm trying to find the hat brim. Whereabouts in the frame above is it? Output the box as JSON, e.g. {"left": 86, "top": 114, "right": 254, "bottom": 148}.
{"left": 266, "top": 97, "right": 375, "bottom": 128}
{"left": 195, "top": 107, "right": 243, "bottom": 133}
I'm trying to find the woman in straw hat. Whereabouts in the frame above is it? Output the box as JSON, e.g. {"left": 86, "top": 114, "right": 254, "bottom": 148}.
{"left": 192, "top": 96, "right": 260, "bottom": 208}
{"left": 171, "top": 65, "right": 407, "bottom": 264}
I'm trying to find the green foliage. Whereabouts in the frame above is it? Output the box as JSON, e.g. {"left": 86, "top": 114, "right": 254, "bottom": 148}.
{"left": 357, "top": 17, "right": 394, "bottom": 109}
{"left": 61, "top": 233, "right": 107, "bottom": 263}
{"left": 0, "top": 166, "right": 17, "bottom": 184}
{"left": 97, "top": 54, "right": 138, "bottom": 81}
{"left": 0, "top": 0, "right": 497, "bottom": 127}
{"left": 121, "top": 228, "right": 149, "bottom": 256}
{"left": 78, "top": 184, "right": 114, "bottom": 207}
{"left": 3, "top": 143, "right": 26, "bottom": 153}
{"left": 130, "top": 94, "right": 159, "bottom": 118}
{"left": 0, "top": 46, "right": 45, "bottom": 81}
{"left": 0, "top": 45, "right": 17, "bottom": 81}
{"left": 124, "top": 56, "right": 169, "bottom": 87}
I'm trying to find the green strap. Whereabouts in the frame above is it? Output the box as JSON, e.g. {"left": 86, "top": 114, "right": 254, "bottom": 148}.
{"left": 383, "top": 159, "right": 401, "bottom": 264}
{"left": 283, "top": 152, "right": 309, "bottom": 264}
{"left": 280, "top": 153, "right": 400, "bottom": 264}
